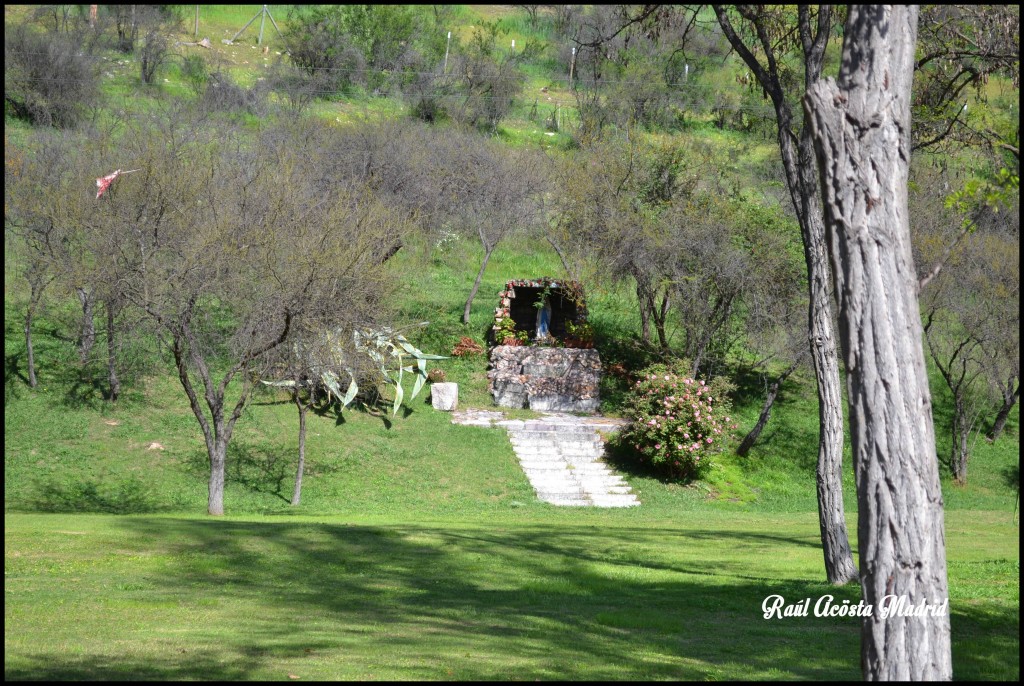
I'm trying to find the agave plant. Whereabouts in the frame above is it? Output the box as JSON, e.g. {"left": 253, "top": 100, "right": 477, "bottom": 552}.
{"left": 263, "top": 321, "right": 447, "bottom": 417}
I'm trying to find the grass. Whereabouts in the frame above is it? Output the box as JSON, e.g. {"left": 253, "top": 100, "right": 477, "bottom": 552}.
{"left": 5, "top": 4, "right": 1020, "bottom": 680}
{"left": 4, "top": 510, "right": 1018, "bottom": 681}
{"left": 5, "top": 228, "right": 1019, "bottom": 679}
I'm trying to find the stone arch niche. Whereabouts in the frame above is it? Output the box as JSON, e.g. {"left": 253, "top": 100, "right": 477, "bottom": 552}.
{"left": 488, "top": 278, "right": 602, "bottom": 413}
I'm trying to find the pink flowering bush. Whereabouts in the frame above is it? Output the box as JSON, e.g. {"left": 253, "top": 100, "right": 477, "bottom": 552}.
{"left": 619, "top": 360, "right": 737, "bottom": 481}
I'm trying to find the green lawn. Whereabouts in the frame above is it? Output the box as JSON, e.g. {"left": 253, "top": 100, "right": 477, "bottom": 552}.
{"left": 4, "top": 510, "right": 1018, "bottom": 681}
{"left": 5, "top": 4, "right": 1020, "bottom": 680}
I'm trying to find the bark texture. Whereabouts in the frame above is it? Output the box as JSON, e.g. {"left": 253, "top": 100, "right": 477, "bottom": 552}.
{"left": 805, "top": 5, "right": 952, "bottom": 680}
{"left": 292, "top": 393, "right": 307, "bottom": 506}
{"left": 713, "top": 5, "right": 857, "bottom": 585}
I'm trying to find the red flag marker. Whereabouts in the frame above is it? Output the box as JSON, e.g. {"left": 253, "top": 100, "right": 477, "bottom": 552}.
{"left": 96, "top": 168, "right": 140, "bottom": 199}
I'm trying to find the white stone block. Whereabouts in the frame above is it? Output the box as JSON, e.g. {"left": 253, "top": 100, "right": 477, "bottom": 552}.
{"left": 430, "top": 382, "right": 458, "bottom": 411}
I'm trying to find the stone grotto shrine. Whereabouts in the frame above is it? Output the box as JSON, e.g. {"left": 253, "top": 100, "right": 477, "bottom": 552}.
{"left": 487, "top": 278, "right": 602, "bottom": 412}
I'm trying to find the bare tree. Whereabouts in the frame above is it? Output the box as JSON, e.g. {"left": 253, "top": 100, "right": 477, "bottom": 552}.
{"left": 5, "top": 130, "right": 84, "bottom": 388}
{"left": 805, "top": 6, "right": 952, "bottom": 679}
{"left": 86, "top": 112, "right": 406, "bottom": 515}
{"left": 435, "top": 136, "right": 548, "bottom": 325}
{"left": 912, "top": 169, "right": 1019, "bottom": 481}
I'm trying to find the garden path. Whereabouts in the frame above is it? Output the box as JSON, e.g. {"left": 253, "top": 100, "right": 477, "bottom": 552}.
{"left": 451, "top": 410, "right": 639, "bottom": 507}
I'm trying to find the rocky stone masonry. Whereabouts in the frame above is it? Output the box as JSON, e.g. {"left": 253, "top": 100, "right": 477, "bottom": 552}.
{"left": 488, "top": 345, "right": 601, "bottom": 412}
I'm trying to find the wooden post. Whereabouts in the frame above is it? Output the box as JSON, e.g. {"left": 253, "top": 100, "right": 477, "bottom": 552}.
{"left": 194, "top": 5, "right": 199, "bottom": 39}
{"left": 444, "top": 31, "right": 451, "bottom": 73}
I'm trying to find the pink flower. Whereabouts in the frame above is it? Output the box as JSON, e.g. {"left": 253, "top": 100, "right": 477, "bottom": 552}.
{"left": 683, "top": 433, "right": 690, "bottom": 439}
{"left": 706, "top": 437, "right": 713, "bottom": 444}
{"left": 655, "top": 443, "right": 662, "bottom": 450}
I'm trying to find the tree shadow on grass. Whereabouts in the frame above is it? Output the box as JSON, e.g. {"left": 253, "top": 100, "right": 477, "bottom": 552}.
{"left": 1002, "top": 463, "right": 1019, "bottom": 491}
{"left": 29, "top": 474, "right": 166, "bottom": 514}
{"left": 181, "top": 442, "right": 293, "bottom": 504}
{"left": 60, "top": 368, "right": 107, "bottom": 410}
{"left": 9, "top": 517, "right": 1011, "bottom": 681}
{"left": 5, "top": 647, "right": 258, "bottom": 681}
{"left": 4, "top": 350, "right": 29, "bottom": 405}
{"left": 3, "top": 516, "right": 1014, "bottom": 681}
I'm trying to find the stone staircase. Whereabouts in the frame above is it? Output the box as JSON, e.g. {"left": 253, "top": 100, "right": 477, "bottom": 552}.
{"left": 452, "top": 410, "right": 639, "bottom": 508}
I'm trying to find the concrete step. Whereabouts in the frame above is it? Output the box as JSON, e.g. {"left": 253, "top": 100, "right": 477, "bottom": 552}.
{"left": 501, "top": 416, "right": 640, "bottom": 508}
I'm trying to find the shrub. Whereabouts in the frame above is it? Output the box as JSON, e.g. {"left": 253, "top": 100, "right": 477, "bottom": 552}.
{"left": 282, "top": 6, "right": 368, "bottom": 95}
{"left": 181, "top": 54, "right": 209, "bottom": 96}
{"left": 139, "top": 29, "right": 171, "bottom": 84}
{"left": 4, "top": 23, "right": 100, "bottom": 128}
{"left": 451, "top": 336, "right": 484, "bottom": 357}
{"left": 618, "top": 359, "right": 737, "bottom": 481}
{"left": 200, "top": 71, "right": 268, "bottom": 117}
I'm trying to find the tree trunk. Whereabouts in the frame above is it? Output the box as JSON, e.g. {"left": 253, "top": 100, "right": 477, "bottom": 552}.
{"left": 654, "top": 290, "right": 670, "bottom": 351}
{"left": 737, "top": 359, "right": 801, "bottom": 457}
{"left": 805, "top": 6, "right": 952, "bottom": 679}
{"left": 950, "top": 397, "right": 969, "bottom": 485}
{"left": 637, "top": 282, "right": 652, "bottom": 344}
{"left": 463, "top": 245, "right": 494, "bottom": 325}
{"left": 106, "top": 301, "right": 120, "bottom": 402}
{"left": 208, "top": 435, "right": 226, "bottom": 516}
{"left": 292, "top": 392, "right": 307, "bottom": 506}
{"left": 25, "top": 302, "right": 38, "bottom": 388}
{"left": 77, "top": 287, "right": 96, "bottom": 364}
{"left": 987, "top": 384, "right": 1019, "bottom": 441}
{"left": 713, "top": 0, "right": 857, "bottom": 588}
{"left": 797, "top": 99, "right": 858, "bottom": 588}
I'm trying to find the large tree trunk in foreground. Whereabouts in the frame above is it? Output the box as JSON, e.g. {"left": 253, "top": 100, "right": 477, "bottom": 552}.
{"left": 713, "top": 5, "right": 857, "bottom": 586}
{"left": 806, "top": 5, "right": 952, "bottom": 679}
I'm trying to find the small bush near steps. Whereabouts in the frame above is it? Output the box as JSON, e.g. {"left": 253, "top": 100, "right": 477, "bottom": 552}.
{"left": 618, "top": 359, "right": 738, "bottom": 482}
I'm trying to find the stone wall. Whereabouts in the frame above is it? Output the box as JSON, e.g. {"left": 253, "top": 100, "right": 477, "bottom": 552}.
{"left": 488, "top": 345, "right": 601, "bottom": 412}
